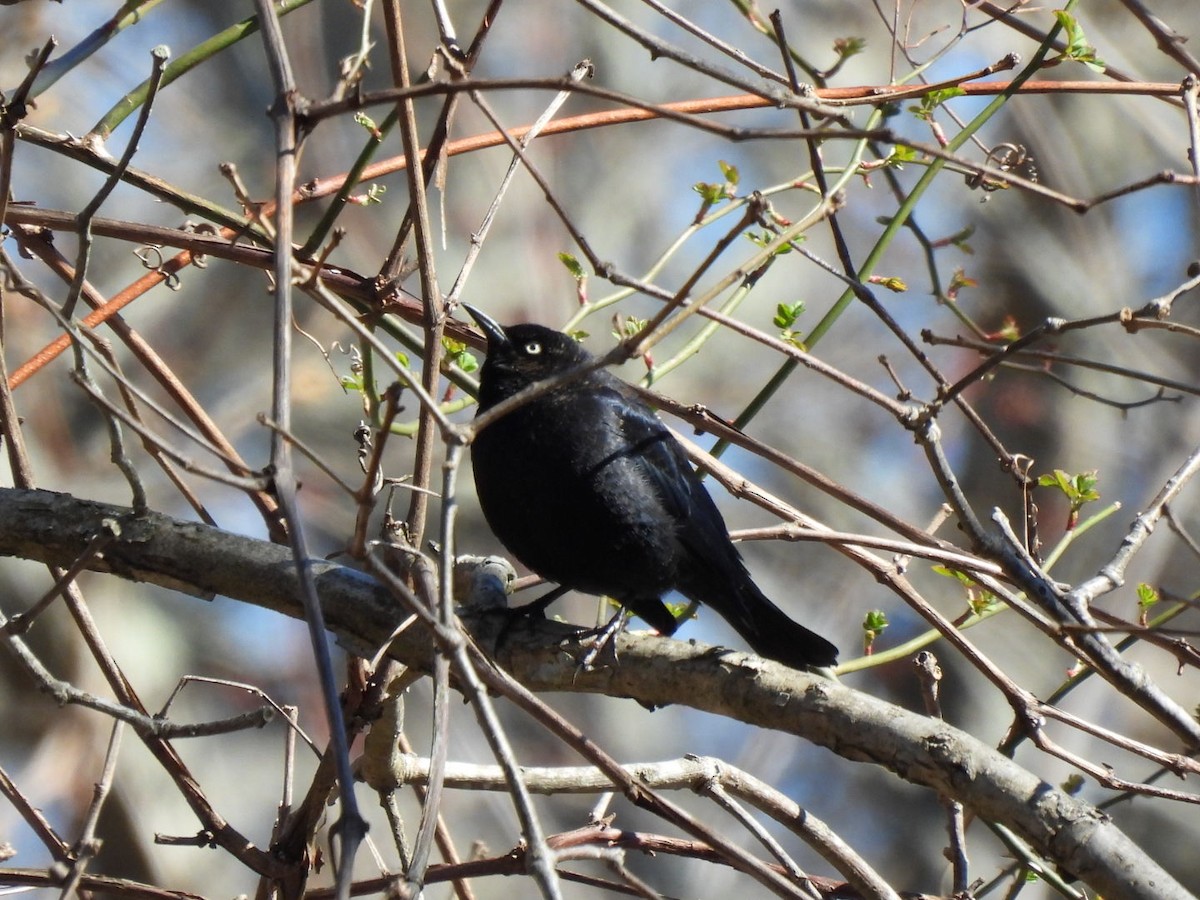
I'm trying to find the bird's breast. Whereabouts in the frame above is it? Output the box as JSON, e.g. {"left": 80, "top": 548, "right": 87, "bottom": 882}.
{"left": 471, "top": 396, "right": 680, "bottom": 597}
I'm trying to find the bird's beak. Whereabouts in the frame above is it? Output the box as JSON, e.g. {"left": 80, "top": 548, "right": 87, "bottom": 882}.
{"left": 462, "top": 304, "right": 510, "bottom": 350}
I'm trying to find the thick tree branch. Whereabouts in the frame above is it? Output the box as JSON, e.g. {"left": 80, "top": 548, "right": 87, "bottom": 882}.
{"left": 0, "top": 487, "right": 1189, "bottom": 899}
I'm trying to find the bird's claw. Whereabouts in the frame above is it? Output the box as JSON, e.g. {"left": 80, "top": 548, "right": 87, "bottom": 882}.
{"left": 563, "top": 608, "right": 629, "bottom": 673}
{"left": 494, "top": 585, "right": 570, "bottom": 648}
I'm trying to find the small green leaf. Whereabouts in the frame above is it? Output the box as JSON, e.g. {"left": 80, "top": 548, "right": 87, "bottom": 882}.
{"left": 1077, "top": 472, "right": 1101, "bottom": 502}
{"left": 932, "top": 567, "right": 995, "bottom": 614}
{"left": 663, "top": 600, "right": 694, "bottom": 620}
{"left": 348, "top": 183, "right": 386, "bottom": 207}
{"left": 967, "top": 590, "right": 998, "bottom": 616}
{"left": 887, "top": 144, "right": 918, "bottom": 167}
{"left": 745, "top": 230, "right": 797, "bottom": 255}
{"left": 1136, "top": 583, "right": 1159, "bottom": 610}
{"left": 948, "top": 269, "right": 976, "bottom": 291}
{"left": 1136, "top": 583, "right": 1159, "bottom": 626}
{"left": 833, "top": 36, "right": 867, "bottom": 59}
{"left": 558, "top": 252, "right": 585, "bottom": 279}
{"left": 772, "top": 301, "right": 805, "bottom": 330}
{"left": 927, "top": 86, "right": 966, "bottom": 105}
{"left": 948, "top": 224, "right": 976, "bottom": 255}
{"left": 862, "top": 610, "right": 888, "bottom": 653}
{"left": 1037, "top": 468, "right": 1100, "bottom": 530}
{"left": 1037, "top": 471, "right": 1065, "bottom": 491}
{"left": 692, "top": 159, "right": 740, "bottom": 214}
{"left": 933, "top": 566, "right": 976, "bottom": 587}
{"left": 611, "top": 316, "right": 646, "bottom": 340}
{"left": 1054, "top": 10, "right": 1106, "bottom": 72}
{"left": 441, "top": 337, "right": 479, "bottom": 374}
{"left": 945, "top": 268, "right": 976, "bottom": 302}
{"left": 983, "top": 316, "right": 1020, "bottom": 342}
{"left": 908, "top": 86, "right": 965, "bottom": 121}
{"left": 692, "top": 181, "right": 729, "bottom": 205}
{"left": 772, "top": 302, "right": 806, "bottom": 346}
{"left": 868, "top": 274, "right": 907, "bottom": 293}
{"left": 353, "top": 111, "right": 381, "bottom": 137}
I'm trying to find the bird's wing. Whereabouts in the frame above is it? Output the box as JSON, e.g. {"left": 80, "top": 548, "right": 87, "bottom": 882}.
{"left": 600, "top": 383, "right": 733, "bottom": 545}
{"left": 594, "top": 386, "right": 687, "bottom": 514}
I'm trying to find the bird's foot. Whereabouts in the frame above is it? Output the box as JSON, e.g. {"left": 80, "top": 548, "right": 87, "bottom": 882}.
{"left": 565, "top": 608, "right": 630, "bottom": 673}
{"left": 507, "top": 584, "right": 570, "bottom": 619}
{"left": 494, "top": 584, "right": 570, "bottom": 648}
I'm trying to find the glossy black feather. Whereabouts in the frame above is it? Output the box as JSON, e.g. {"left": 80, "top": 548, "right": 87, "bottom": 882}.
{"left": 466, "top": 306, "right": 838, "bottom": 669}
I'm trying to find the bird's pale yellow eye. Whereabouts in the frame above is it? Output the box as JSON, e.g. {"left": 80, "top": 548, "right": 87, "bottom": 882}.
{"left": 523, "top": 341, "right": 542, "bottom": 356}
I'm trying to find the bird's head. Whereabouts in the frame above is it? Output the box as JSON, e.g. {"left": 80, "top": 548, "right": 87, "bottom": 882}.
{"left": 463, "top": 304, "right": 594, "bottom": 408}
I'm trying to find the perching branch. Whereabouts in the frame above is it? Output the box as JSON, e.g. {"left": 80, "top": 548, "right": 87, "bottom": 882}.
{"left": 0, "top": 486, "right": 1189, "bottom": 900}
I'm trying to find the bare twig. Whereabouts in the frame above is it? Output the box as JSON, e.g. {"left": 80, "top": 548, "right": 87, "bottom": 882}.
{"left": 252, "top": 2, "right": 366, "bottom": 893}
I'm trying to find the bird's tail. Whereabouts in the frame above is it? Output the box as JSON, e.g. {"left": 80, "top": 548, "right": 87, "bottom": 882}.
{"left": 701, "top": 576, "right": 839, "bottom": 670}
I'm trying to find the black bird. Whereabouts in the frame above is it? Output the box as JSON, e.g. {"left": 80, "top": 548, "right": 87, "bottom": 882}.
{"left": 464, "top": 305, "right": 838, "bottom": 669}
